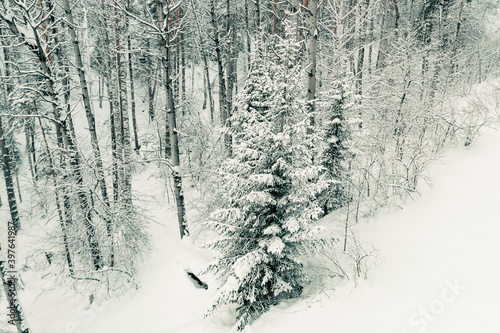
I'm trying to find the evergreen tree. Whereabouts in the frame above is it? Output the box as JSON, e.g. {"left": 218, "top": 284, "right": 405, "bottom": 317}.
{"left": 318, "top": 80, "right": 355, "bottom": 215}
{"left": 204, "top": 34, "right": 332, "bottom": 331}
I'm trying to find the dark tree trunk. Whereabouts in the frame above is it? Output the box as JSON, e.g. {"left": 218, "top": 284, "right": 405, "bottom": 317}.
{"left": 158, "top": 0, "right": 189, "bottom": 239}
{"left": 0, "top": 117, "right": 21, "bottom": 233}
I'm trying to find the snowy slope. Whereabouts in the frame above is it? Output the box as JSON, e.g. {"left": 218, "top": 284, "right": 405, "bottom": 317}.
{"left": 9, "top": 75, "right": 500, "bottom": 333}
{"left": 249, "top": 127, "right": 500, "bottom": 333}
{"left": 20, "top": 124, "right": 500, "bottom": 333}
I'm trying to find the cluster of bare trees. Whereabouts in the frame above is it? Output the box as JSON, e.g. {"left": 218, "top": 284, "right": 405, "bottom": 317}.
{"left": 1, "top": 0, "right": 499, "bottom": 331}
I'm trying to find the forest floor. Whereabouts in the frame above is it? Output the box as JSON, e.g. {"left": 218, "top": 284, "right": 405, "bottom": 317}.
{"left": 2, "top": 81, "right": 500, "bottom": 332}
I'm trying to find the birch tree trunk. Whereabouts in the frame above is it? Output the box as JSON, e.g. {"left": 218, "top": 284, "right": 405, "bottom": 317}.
{"left": 158, "top": 0, "right": 189, "bottom": 239}
{"left": 114, "top": 1, "right": 133, "bottom": 205}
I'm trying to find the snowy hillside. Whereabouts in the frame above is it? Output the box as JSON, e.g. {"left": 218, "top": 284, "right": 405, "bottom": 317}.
{"left": 11, "top": 92, "right": 499, "bottom": 333}
{"left": 2, "top": 0, "right": 500, "bottom": 332}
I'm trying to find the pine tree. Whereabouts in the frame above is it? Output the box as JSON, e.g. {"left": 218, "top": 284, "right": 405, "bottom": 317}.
{"left": 318, "top": 80, "right": 354, "bottom": 215}
{"left": 204, "top": 34, "right": 332, "bottom": 331}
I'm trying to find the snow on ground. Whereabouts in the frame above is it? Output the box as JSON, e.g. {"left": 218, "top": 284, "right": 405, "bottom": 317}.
{"left": 16, "top": 122, "right": 500, "bottom": 333}
{"left": 3, "top": 75, "right": 500, "bottom": 332}
{"left": 250, "top": 125, "right": 500, "bottom": 333}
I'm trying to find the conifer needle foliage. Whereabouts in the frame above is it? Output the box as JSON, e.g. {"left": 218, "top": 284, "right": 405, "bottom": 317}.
{"left": 204, "top": 34, "right": 334, "bottom": 331}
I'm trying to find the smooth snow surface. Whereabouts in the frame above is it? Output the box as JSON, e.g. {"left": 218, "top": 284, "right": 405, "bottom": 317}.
{"left": 251, "top": 126, "right": 500, "bottom": 333}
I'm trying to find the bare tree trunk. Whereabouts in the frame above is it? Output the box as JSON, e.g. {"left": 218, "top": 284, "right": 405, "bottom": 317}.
{"left": 101, "top": 0, "right": 120, "bottom": 214}
{"left": 180, "top": 7, "right": 186, "bottom": 110}
{"left": 127, "top": 0, "right": 140, "bottom": 153}
{"left": 357, "top": 0, "right": 369, "bottom": 98}
{"left": 38, "top": 116, "right": 74, "bottom": 275}
{"left": 306, "top": 0, "right": 318, "bottom": 134}
{"left": 191, "top": 0, "right": 214, "bottom": 120}
{"left": 24, "top": 118, "right": 37, "bottom": 182}
{"left": 210, "top": 0, "right": 227, "bottom": 126}
{"left": 245, "top": 0, "right": 251, "bottom": 70}
{"left": 449, "top": 0, "right": 465, "bottom": 74}
{"left": 394, "top": 0, "right": 400, "bottom": 31}
{"left": 99, "top": 76, "right": 103, "bottom": 108}
{"left": 0, "top": 117, "right": 20, "bottom": 233}
{"left": 114, "top": 1, "right": 133, "bottom": 205}
{"left": 225, "top": 0, "right": 234, "bottom": 155}
{"left": 202, "top": 69, "right": 208, "bottom": 109}
{"left": 290, "top": 0, "right": 300, "bottom": 42}
{"left": 376, "top": 0, "right": 390, "bottom": 69}
{"left": 232, "top": 18, "right": 238, "bottom": 96}
{"left": 0, "top": 261, "right": 30, "bottom": 333}
{"left": 255, "top": 0, "right": 261, "bottom": 32}
{"left": 367, "top": 8, "right": 374, "bottom": 74}
{"left": 145, "top": 6, "right": 155, "bottom": 122}
{"left": 158, "top": 0, "right": 189, "bottom": 239}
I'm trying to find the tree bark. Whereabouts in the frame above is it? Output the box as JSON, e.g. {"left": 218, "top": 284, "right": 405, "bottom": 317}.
{"left": 127, "top": 0, "right": 140, "bottom": 153}
{"left": 0, "top": 117, "right": 20, "bottom": 233}
{"left": 376, "top": 0, "right": 390, "bottom": 69}
{"left": 210, "top": 0, "right": 228, "bottom": 126}
{"left": 306, "top": 0, "right": 318, "bottom": 134}
{"left": 191, "top": 0, "right": 214, "bottom": 120}
{"left": 449, "top": 0, "right": 465, "bottom": 74}
{"left": 158, "top": 0, "right": 189, "bottom": 239}
{"left": 114, "top": 0, "right": 133, "bottom": 205}
{"left": 38, "top": 115, "right": 74, "bottom": 275}
{"left": 225, "top": 0, "right": 234, "bottom": 155}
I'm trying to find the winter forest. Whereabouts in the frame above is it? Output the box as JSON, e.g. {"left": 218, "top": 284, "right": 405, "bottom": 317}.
{"left": 1, "top": 0, "right": 500, "bottom": 331}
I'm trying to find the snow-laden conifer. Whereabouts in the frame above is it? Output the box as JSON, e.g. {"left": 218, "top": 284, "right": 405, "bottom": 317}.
{"left": 204, "top": 32, "right": 333, "bottom": 331}
{"left": 317, "top": 79, "right": 355, "bottom": 214}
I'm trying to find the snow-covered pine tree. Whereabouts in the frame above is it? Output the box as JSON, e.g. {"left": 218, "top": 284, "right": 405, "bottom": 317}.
{"left": 317, "top": 79, "right": 355, "bottom": 215}
{"left": 204, "top": 33, "right": 332, "bottom": 331}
